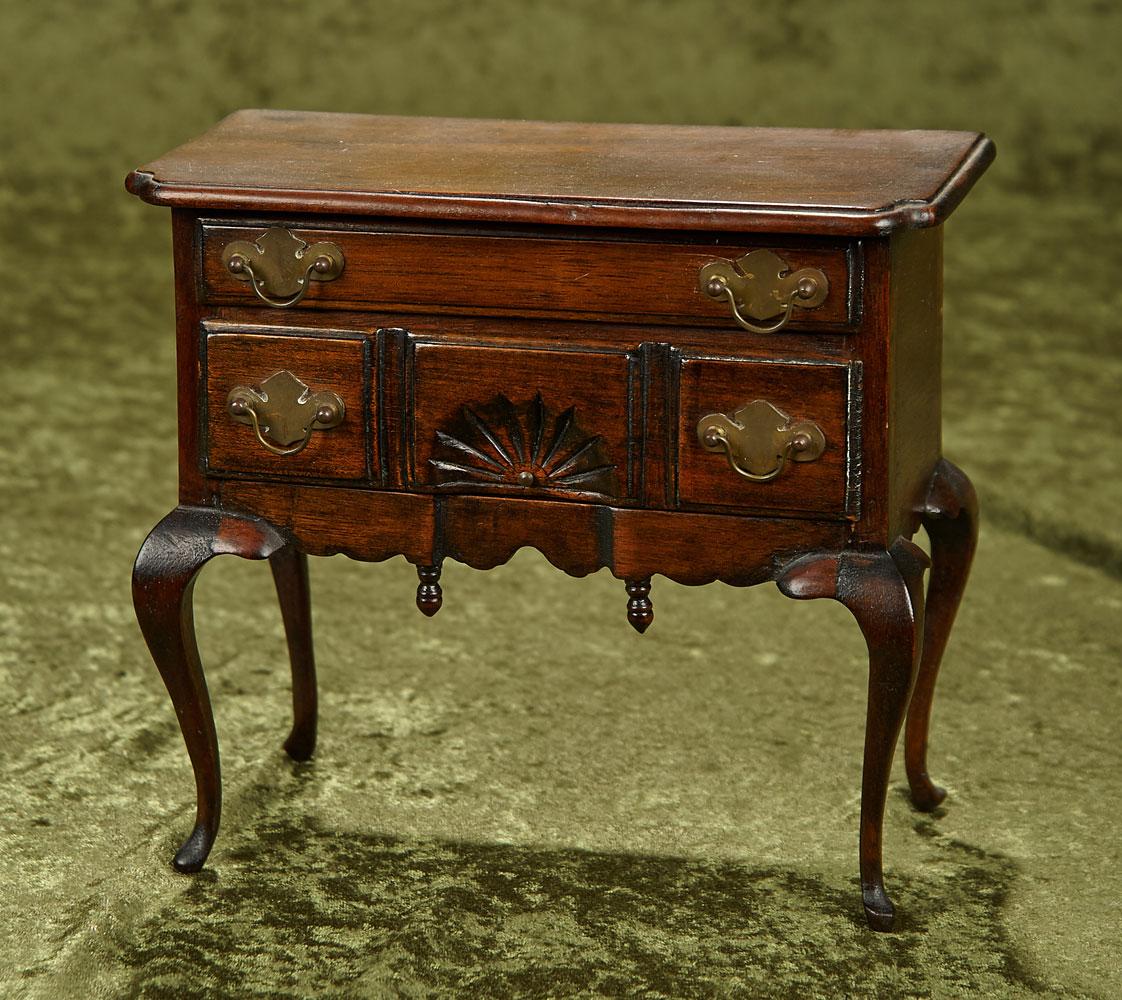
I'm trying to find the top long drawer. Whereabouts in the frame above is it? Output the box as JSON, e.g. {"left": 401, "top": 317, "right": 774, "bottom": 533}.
{"left": 198, "top": 221, "right": 859, "bottom": 330}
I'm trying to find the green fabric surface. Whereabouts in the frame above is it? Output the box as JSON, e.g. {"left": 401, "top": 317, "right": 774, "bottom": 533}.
{"left": 1, "top": 2, "right": 1120, "bottom": 997}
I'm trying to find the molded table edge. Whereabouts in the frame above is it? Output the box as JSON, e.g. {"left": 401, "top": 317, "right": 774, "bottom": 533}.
{"left": 124, "top": 135, "right": 995, "bottom": 236}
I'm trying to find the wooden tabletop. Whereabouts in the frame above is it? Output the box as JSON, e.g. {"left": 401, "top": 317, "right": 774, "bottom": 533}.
{"left": 126, "top": 110, "right": 994, "bottom": 235}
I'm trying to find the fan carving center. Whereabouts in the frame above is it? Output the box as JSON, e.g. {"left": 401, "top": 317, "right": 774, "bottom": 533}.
{"left": 429, "top": 392, "right": 616, "bottom": 496}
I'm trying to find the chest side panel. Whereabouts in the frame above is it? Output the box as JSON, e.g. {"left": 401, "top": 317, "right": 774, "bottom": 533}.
{"left": 887, "top": 227, "right": 944, "bottom": 540}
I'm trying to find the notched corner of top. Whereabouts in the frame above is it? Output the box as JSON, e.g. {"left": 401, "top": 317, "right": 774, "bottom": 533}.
{"left": 125, "top": 169, "right": 161, "bottom": 201}
{"left": 871, "top": 199, "right": 939, "bottom": 235}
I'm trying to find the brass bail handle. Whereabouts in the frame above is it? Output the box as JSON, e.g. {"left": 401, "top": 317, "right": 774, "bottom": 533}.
{"left": 699, "top": 248, "right": 828, "bottom": 334}
{"left": 222, "top": 227, "right": 345, "bottom": 308}
{"left": 226, "top": 370, "right": 345, "bottom": 456}
{"left": 226, "top": 254, "right": 332, "bottom": 309}
{"left": 697, "top": 399, "right": 825, "bottom": 482}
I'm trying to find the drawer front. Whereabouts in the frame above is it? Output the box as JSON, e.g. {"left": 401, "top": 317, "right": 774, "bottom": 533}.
{"left": 200, "top": 222, "right": 856, "bottom": 330}
{"left": 410, "top": 340, "right": 639, "bottom": 502}
{"left": 675, "top": 355, "right": 858, "bottom": 517}
{"left": 204, "top": 326, "right": 371, "bottom": 481}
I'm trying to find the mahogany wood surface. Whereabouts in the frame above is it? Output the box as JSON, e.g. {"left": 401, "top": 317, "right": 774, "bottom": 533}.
{"left": 609, "top": 508, "right": 847, "bottom": 587}
{"left": 673, "top": 354, "right": 854, "bottom": 517}
{"left": 414, "top": 564, "right": 443, "bottom": 617}
{"left": 887, "top": 228, "right": 944, "bottom": 541}
{"left": 199, "top": 221, "right": 855, "bottom": 329}
{"left": 409, "top": 340, "right": 638, "bottom": 501}
{"left": 269, "top": 547, "right": 318, "bottom": 762}
{"left": 906, "top": 459, "right": 979, "bottom": 812}
{"left": 624, "top": 579, "right": 654, "bottom": 634}
{"left": 127, "top": 110, "right": 994, "bottom": 235}
{"left": 126, "top": 111, "right": 991, "bottom": 932}
{"left": 172, "top": 210, "right": 207, "bottom": 502}
{"left": 204, "top": 329, "right": 372, "bottom": 481}
{"left": 219, "top": 482, "right": 438, "bottom": 564}
{"left": 217, "top": 482, "right": 850, "bottom": 589}
{"left": 209, "top": 307, "right": 857, "bottom": 363}
{"left": 777, "top": 538, "right": 929, "bottom": 931}
{"left": 132, "top": 505, "right": 297, "bottom": 873}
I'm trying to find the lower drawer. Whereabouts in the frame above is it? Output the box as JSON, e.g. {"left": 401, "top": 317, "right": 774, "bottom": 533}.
{"left": 409, "top": 339, "right": 639, "bottom": 502}
{"left": 675, "top": 353, "right": 858, "bottom": 518}
{"left": 203, "top": 325, "right": 371, "bottom": 481}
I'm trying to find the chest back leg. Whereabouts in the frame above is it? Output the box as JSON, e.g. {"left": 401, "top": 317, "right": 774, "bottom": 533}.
{"left": 906, "top": 459, "right": 978, "bottom": 811}
{"left": 269, "top": 548, "right": 318, "bottom": 761}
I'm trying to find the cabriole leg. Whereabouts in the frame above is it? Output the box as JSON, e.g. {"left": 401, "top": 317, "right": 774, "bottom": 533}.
{"left": 906, "top": 458, "right": 978, "bottom": 811}
{"left": 778, "top": 539, "right": 928, "bottom": 931}
{"left": 270, "top": 548, "right": 317, "bottom": 761}
{"left": 132, "top": 505, "right": 291, "bottom": 872}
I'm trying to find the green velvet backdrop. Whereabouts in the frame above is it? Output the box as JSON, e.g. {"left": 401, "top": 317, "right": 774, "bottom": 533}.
{"left": 2, "top": 2, "right": 1120, "bottom": 997}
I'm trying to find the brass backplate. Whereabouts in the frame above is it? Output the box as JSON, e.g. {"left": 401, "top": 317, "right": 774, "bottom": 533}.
{"left": 227, "top": 370, "right": 345, "bottom": 455}
{"left": 697, "top": 399, "right": 825, "bottom": 482}
{"left": 221, "top": 227, "right": 344, "bottom": 299}
{"left": 699, "top": 248, "right": 828, "bottom": 321}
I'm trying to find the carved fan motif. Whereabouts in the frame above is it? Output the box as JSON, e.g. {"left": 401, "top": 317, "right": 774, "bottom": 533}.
{"left": 429, "top": 392, "right": 616, "bottom": 496}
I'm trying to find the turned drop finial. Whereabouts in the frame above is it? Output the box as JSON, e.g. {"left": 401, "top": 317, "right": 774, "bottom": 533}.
{"left": 416, "top": 564, "right": 443, "bottom": 617}
{"left": 625, "top": 578, "right": 653, "bottom": 633}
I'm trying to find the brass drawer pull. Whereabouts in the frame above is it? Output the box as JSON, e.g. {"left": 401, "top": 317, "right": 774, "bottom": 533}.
{"left": 222, "top": 227, "right": 344, "bottom": 308}
{"left": 697, "top": 399, "right": 825, "bottom": 482}
{"left": 699, "top": 249, "right": 828, "bottom": 333}
{"left": 226, "top": 370, "right": 345, "bottom": 456}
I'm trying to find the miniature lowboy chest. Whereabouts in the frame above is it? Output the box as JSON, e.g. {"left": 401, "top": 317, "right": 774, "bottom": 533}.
{"left": 127, "top": 110, "right": 993, "bottom": 931}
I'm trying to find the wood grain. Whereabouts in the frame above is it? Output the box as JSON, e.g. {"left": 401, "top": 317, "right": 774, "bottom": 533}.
{"left": 132, "top": 505, "right": 294, "bottom": 873}
{"left": 128, "top": 110, "right": 993, "bottom": 235}
{"left": 220, "top": 481, "right": 437, "bottom": 565}
{"left": 128, "top": 111, "right": 992, "bottom": 929}
{"left": 204, "top": 327, "right": 372, "bottom": 481}
{"left": 776, "top": 537, "right": 929, "bottom": 931}
{"left": 674, "top": 354, "right": 853, "bottom": 517}
{"left": 172, "top": 209, "right": 207, "bottom": 502}
{"left": 611, "top": 508, "right": 846, "bottom": 586}
{"left": 217, "top": 481, "right": 850, "bottom": 588}
{"left": 409, "top": 340, "right": 640, "bottom": 502}
{"left": 886, "top": 227, "right": 944, "bottom": 540}
{"left": 906, "top": 459, "right": 978, "bottom": 812}
{"left": 199, "top": 222, "right": 854, "bottom": 329}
